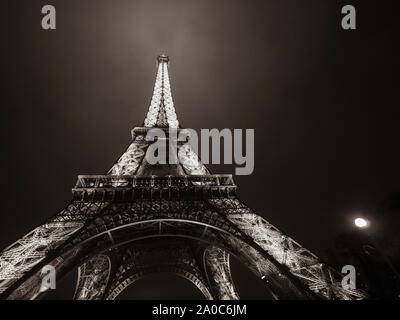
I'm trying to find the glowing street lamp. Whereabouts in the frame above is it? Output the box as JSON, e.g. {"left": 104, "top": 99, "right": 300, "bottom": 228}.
{"left": 354, "top": 217, "right": 369, "bottom": 228}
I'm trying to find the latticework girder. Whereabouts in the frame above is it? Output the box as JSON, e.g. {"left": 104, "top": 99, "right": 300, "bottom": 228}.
{"left": 107, "top": 135, "right": 148, "bottom": 176}
{"left": 203, "top": 246, "right": 239, "bottom": 299}
{"left": 143, "top": 55, "right": 179, "bottom": 128}
{"left": 0, "top": 202, "right": 107, "bottom": 297}
{"left": 74, "top": 254, "right": 111, "bottom": 300}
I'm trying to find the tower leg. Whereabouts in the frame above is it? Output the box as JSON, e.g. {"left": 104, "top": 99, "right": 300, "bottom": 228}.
{"left": 0, "top": 201, "right": 108, "bottom": 299}
{"left": 203, "top": 246, "right": 239, "bottom": 300}
{"left": 74, "top": 254, "right": 112, "bottom": 300}
{"left": 208, "top": 198, "right": 367, "bottom": 299}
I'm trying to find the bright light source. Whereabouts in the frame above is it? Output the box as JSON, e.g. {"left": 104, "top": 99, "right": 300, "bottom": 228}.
{"left": 354, "top": 218, "right": 368, "bottom": 228}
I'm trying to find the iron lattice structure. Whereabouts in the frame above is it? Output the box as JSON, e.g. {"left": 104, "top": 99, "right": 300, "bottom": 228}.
{"left": 0, "top": 55, "right": 366, "bottom": 300}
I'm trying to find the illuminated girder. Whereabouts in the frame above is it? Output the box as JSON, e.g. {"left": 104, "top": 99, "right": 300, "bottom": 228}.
{"left": 203, "top": 246, "right": 240, "bottom": 300}
{"left": 0, "top": 202, "right": 106, "bottom": 296}
{"left": 74, "top": 254, "right": 111, "bottom": 300}
{"left": 107, "top": 136, "right": 148, "bottom": 176}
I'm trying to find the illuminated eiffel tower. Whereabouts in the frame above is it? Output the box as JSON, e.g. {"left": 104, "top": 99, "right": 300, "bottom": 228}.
{"left": 0, "top": 55, "right": 366, "bottom": 300}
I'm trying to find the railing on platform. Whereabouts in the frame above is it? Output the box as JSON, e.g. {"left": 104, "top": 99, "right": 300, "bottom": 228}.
{"left": 72, "top": 175, "right": 236, "bottom": 201}
{"left": 75, "top": 175, "right": 235, "bottom": 189}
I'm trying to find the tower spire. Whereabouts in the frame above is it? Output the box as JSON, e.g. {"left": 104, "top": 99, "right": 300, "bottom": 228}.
{"left": 143, "top": 54, "right": 179, "bottom": 128}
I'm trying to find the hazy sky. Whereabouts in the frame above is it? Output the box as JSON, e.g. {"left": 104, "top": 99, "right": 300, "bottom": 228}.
{"left": 2, "top": 0, "right": 398, "bottom": 299}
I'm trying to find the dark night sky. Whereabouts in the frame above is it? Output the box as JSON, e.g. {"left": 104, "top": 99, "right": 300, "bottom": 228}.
{"left": 2, "top": 0, "right": 399, "bottom": 299}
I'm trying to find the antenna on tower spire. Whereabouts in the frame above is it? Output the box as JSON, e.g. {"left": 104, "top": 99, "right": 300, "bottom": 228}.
{"left": 157, "top": 54, "right": 169, "bottom": 64}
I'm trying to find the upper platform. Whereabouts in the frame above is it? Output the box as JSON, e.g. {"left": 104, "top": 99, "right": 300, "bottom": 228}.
{"left": 72, "top": 175, "right": 236, "bottom": 201}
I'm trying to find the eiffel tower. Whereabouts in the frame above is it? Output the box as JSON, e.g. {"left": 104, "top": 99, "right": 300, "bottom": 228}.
{"left": 0, "top": 55, "right": 366, "bottom": 300}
